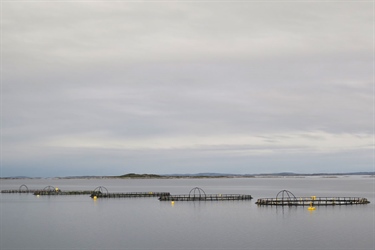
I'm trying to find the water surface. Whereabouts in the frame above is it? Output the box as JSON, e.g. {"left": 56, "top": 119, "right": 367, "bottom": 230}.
{"left": 1, "top": 176, "right": 374, "bottom": 250}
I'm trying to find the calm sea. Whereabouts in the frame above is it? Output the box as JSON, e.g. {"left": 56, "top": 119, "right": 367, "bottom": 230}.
{"left": 1, "top": 176, "right": 374, "bottom": 250}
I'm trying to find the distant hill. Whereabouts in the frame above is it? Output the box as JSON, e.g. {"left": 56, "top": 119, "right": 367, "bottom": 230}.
{"left": 2, "top": 171, "right": 374, "bottom": 179}
{"left": 118, "top": 173, "right": 162, "bottom": 178}
{"left": 165, "top": 173, "right": 238, "bottom": 177}
{"left": 116, "top": 171, "right": 375, "bottom": 178}
{"left": 0, "top": 176, "right": 35, "bottom": 179}
{"left": 258, "top": 172, "right": 375, "bottom": 176}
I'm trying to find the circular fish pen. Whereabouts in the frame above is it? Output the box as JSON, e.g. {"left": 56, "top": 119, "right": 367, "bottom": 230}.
{"left": 159, "top": 187, "right": 252, "bottom": 201}
{"left": 90, "top": 186, "right": 170, "bottom": 198}
{"left": 256, "top": 190, "right": 370, "bottom": 206}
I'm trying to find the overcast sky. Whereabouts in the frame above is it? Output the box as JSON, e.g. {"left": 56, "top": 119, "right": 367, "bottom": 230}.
{"left": 1, "top": 1, "right": 373, "bottom": 177}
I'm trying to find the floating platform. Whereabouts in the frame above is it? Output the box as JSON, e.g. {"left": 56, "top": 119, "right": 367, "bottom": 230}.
{"left": 1, "top": 189, "right": 40, "bottom": 194}
{"left": 91, "top": 192, "right": 171, "bottom": 198}
{"left": 159, "top": 187, "right": 253, "bottom": 201}
{"left": 90, "top": 186, "right": 170, "bottom": 198}
{"left": 34, "top": 190, "right": 93, "bottom": 195}
{"left": 1, "top": 185, "right": 170, "bottom": 198}
{"left": 256, "top": 190, "right": 370, "bottom": 206}
{"left": 1, "top": 184, "right": 39, "bottom": 194}
{"left": 159, "top": 194, "right": 253, "bottom": 201}
{"left": 32, "top": 186, "right": 94, "bottom": 196}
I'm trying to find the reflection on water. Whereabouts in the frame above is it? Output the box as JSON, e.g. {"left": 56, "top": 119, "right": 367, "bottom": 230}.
{"left": 1, "top": 176, "right": 374, "bottom": 250}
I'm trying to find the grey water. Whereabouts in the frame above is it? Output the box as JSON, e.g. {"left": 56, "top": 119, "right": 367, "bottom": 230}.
{"left": 1, "top": 176, "right": 374, "bottom": 250}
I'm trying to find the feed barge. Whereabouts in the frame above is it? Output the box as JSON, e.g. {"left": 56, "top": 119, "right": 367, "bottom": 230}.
{"left": 256, "top": 190, "right": 370, "bottom": 206}
{"left": 159, "top": 187, "right": 253, "bottom": 201}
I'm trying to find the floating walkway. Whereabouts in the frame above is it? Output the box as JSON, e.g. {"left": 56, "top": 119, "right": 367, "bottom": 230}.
{"left": 91, "top": 192, "right": 171, "bottom": 198}
{"left": 1, "top": 184, "right": 39, "bottom": 194}
{"left": 0, "top": 185, "right": 86, "bottom": 195}
{"left": 1, "top": 190, "right": 41, "bottom": 194}
{"left": 159, "top": 194, "right": 253, "bottom": 201}
{"left": 1, "top": 185, "right": 170, "bottom": 198}
{"left": 256, "top": 190, "right": 370, "bottom": 206}
{"left": 159, "top": 187, "right": 253, "bottom": 201}
{"left": 33, "top": 186, "right": 170, "bottom": 198}
{"left": 2, "top": 190, "right": 39, "bottom": 194}
{"left": 90, "top": 186, "right": 170, "bottom": 198}
{"left": 32, "top": 186, "right": 93, "bottom": 196}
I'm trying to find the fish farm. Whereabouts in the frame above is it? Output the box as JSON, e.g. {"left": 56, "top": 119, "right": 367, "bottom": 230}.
{"left": 1, "top": 186, "right": 371, "bottom": 206}
{"left": 158, "top": 187, "right": 253, "bottom": 201}
{"left": 255, "top": 190, "right": 370, "bottom": 206}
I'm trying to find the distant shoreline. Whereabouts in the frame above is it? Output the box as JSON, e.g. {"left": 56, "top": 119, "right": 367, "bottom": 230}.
{"left": 1, "top": 172, "right": 374, "bottom": 180}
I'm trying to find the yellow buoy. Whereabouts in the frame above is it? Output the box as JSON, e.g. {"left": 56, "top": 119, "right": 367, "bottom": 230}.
{"left": 36, "top": 195, "right": 40, "bottom": 197}
{"left": 93, "top": 196, "right": 97, "bottom": 200}
{"left": 308, "top": 202, "right": 315, "bottom": 210}
{"left": 171, "top": 201, "right": 175, "bottom": 205}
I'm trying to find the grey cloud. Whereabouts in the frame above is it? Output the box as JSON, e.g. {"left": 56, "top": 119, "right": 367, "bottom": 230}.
{"left": 2, "top": 2, "right": 373, "bottom": 176}
{"left": 4, "top": 2, "right": 371, "bottom": 65}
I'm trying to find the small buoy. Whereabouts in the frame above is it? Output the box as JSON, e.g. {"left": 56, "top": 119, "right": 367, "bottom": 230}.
{"left": 36, "top": 195, "right": 40, "bottom": 197}
{"left": 171, "top": 201, "right": 175, "bottom": 205}
{"left": 93, "top": 196, "right": 97, "bottom": 200}
{"left": 307, "top": 202, "right": 315, "bottom": 210}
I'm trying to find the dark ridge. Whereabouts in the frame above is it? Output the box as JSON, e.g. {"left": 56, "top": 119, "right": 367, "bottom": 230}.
{"left": 118, "top": 173, "right": 162, "bottom": 178}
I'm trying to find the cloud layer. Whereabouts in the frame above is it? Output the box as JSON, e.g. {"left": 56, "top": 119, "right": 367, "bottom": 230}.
{"left": 2, "top": 1, "right": 373, "bottom": 177}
